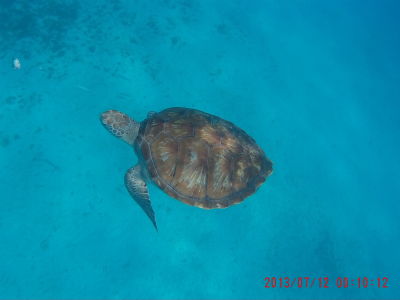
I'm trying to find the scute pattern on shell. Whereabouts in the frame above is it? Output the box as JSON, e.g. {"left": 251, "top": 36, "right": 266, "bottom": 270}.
{"left": 135, "top": 107, "right": 273, "bottom": 209}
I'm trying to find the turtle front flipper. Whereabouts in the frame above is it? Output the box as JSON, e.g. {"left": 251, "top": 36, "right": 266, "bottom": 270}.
{"left": 100, "top": 110, "right": 139, "bottom": 145}
{"left": 125, "top": 165, "right": 157, "bottom": 231}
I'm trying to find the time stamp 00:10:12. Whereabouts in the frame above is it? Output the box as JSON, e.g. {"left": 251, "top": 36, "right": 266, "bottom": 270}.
{"left": 264, "top": 277, "right": 389, "bottom": 288}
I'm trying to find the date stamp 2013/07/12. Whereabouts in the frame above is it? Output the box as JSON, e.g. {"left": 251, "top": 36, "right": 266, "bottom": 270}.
{"left": 264, "top": 277, "right": 389, "bottom": 288}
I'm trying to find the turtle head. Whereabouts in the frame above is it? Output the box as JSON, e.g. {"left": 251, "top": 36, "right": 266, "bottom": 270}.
{"left": 100, "top": 110, "right": 139, "bottom": 145}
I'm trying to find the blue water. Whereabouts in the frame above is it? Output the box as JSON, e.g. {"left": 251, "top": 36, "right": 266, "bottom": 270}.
{"left": 1, "top": 0, "right": 399, "bottom": 299}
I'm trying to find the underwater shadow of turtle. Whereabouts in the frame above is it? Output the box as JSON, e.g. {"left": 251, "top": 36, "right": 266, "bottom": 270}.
{"left": 100, "top": 107, "right": 273, "bottom": 231}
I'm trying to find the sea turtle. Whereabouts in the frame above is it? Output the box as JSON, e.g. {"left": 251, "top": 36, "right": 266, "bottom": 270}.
{"left": 100, "top": 107, "right": 273, "bottom": 230}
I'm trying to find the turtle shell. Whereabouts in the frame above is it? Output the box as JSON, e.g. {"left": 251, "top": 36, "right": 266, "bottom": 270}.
{"left": 135, "top": 107, "right": 273, "bottom": 209}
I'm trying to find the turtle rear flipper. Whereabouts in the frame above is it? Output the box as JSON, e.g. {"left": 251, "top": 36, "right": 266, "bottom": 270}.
{"left": 125, "top": 165, "right": 157, "bottom": 231}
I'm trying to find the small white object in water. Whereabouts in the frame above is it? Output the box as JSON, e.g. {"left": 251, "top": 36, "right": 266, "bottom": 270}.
{"left": 76, "top": 85, "right": 91, "bottom": 92}
{"left": 13, "top": 58, "right": 21, "bottom": 69}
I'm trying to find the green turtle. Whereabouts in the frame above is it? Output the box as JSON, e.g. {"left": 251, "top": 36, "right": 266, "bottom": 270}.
{"left": 100, "top": 107, "right": 273, "bottom": 230}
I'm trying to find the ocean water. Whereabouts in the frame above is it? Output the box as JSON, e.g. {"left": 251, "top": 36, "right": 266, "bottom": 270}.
{"left": 1, "top": 0, "right": 399, "bottom": 299}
